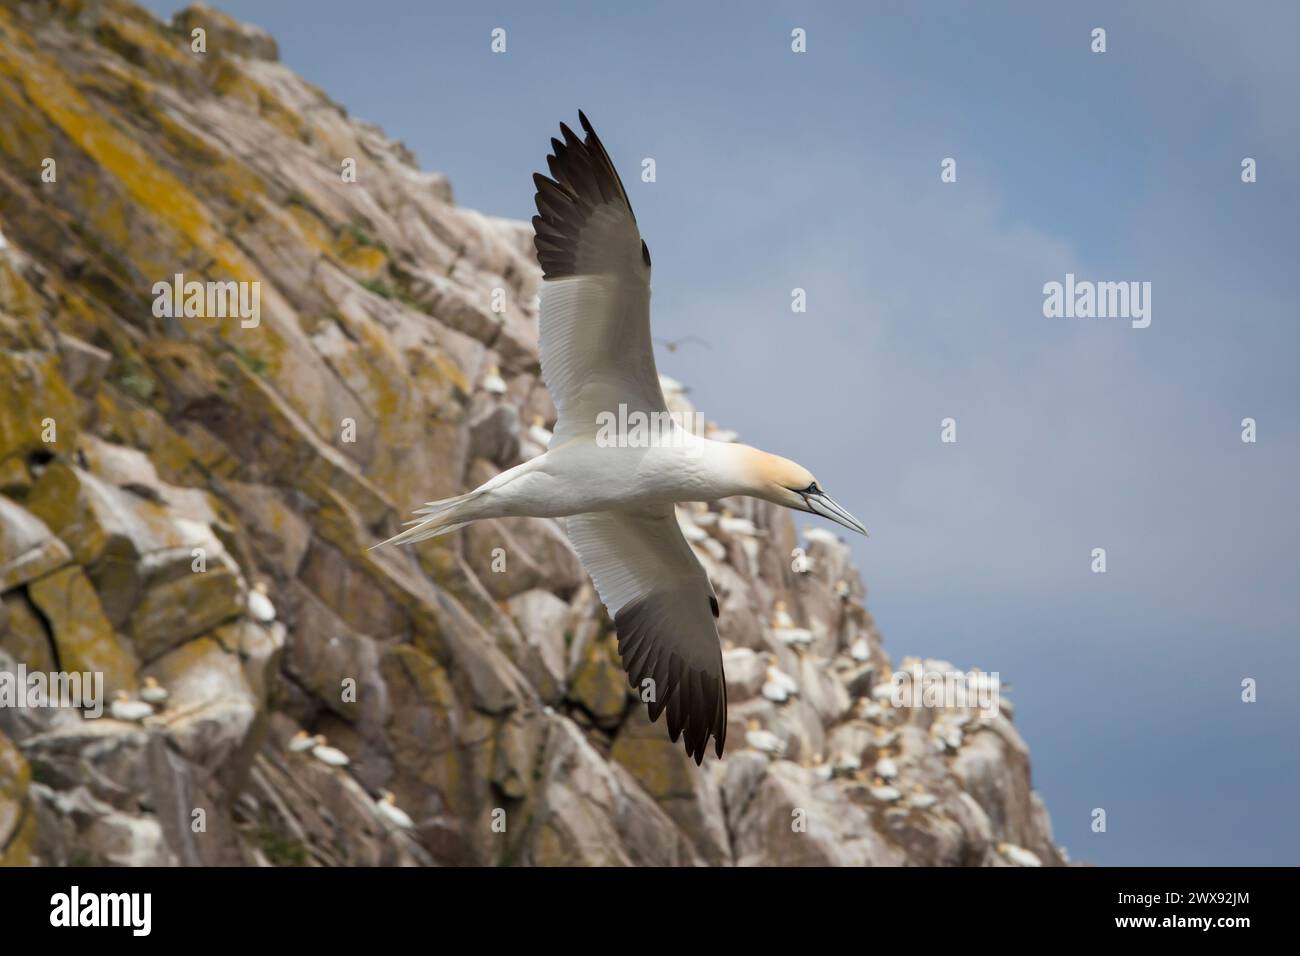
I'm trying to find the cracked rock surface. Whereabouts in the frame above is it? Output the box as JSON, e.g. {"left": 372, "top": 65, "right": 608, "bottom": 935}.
{"left": 0, "top": 0, "right": 1064, "bottom": 866}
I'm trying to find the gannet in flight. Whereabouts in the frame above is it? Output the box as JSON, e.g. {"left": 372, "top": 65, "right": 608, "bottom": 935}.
{"left": 376, "top": 112, "right": 866, "bottom": 764}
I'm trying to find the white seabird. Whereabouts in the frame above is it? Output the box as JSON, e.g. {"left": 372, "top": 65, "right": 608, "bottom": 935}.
{"left": 288, "top": 730, "right": 318, "bottom": 753}
{"left": 375, "top": 791, "right": 415, "bottom": 830}
{"left": 761, "top": 663, "right": 799, "bottom": 703}
{"left": 744, "top": 719, "right": 785, "bottom": 756}
{"left": 868, "top": 777, "right": 903, "bottom": 802}
{"left": 110, "top": 691, "right": 153, "bottom": 723}
{"left": 375, "top": 112, "right": 867, "bottom": 765}
{"left": 139, "top": 676, "right": 169, "bottom": 706}
{"left": 830, "top": 751, "right": 862, "bottom": 777}
{"left": 874, "top": 751, "right": 899, "bottom": 780}
{"left": 248, "top": 581, "right": 276, "bottom": 623}
{"left": 771, "top": 605, "right": 815, "bottom": 648}
{"left": 716, "top": 509, "right": 759, "bottom": 539}
{"left": 998, "top": 842, "right": 1043, "bottom": 868}
{"left": 310, "top": 736, "right": 350, "bottom": 768}
{"left": 909, "top": 785, "right": 938, "bottom": 810}
{"left": 480, "top": 363, "right": 508, "bottom": 395}
{"left": 802, "top": 526, "right": 841, "bottom": 548}
{"left": 676, "top": 508, "right": 727, "bottom": 561}
{"left": 770, "top": 600, "right": 795, "bottom": 631}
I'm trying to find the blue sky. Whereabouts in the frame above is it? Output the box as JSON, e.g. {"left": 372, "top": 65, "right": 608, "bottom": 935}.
{"left": 143, "top": 0, "right": 1300, "bottom": 865}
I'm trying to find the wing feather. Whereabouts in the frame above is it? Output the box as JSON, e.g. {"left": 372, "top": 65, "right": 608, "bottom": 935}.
{"left": 532, "top": 113, "right": 666, "bottom": 443}
{"left": 566, "top": 508, "right": 727, "bottom": 763}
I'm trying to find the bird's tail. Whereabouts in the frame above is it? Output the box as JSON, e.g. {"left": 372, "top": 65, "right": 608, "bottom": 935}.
{"left": 369, "top": 489, "right": 486, "bottom": 550}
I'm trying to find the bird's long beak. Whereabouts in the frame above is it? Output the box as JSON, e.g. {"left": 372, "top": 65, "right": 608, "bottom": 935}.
{"left": 804, "top": 491, "right": 868, "bottom": 536}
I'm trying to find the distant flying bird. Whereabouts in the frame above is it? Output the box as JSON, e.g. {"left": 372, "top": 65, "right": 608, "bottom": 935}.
{"left": 376, "top": 112, "right": 867, "bottom": 765}
{"left": 654, "top": 335, "right": 711, "bottom": 353}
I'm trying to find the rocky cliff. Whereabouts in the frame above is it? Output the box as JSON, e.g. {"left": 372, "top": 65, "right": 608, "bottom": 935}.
{"left": 0, "top": 0, "right": 1064, "bottom": 866}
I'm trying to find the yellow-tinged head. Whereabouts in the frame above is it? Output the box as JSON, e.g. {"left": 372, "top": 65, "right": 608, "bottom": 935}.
{"left": 732, "top": 446, "right": 867, "bottom": 536}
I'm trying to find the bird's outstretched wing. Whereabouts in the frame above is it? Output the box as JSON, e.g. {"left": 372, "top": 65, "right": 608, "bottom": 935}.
{"left": 532, "top": 112, "right": 666, "bottom": 443}
{"left": 565, "top": 508, "right": 727, "bottom": 764}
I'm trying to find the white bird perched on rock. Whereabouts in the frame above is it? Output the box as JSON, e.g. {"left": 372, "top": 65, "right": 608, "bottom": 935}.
{"left": 778, "top": 627, "right": 816, "bottom": 649}
{"left": 868, "top": 777, "right": 903, "bottom": 802}
{"left": 997, "top": 842, "right": 1043, "bottom": 868}
{"left": 853, "top": 697, "right": 876, "bottom": 721}
{"left": 744, "top": 719, "right": 785, "bottom": 756}
{"left": 848, "top": 637, "right": 871, "bottom": 662}
{"left": 480, "top": 363, "right": 508, "bottom": 395}
{"left": 802, "top": 526, "right": 842, "bottom": 548}
{"left": 248, "top": 581, "right": 276, "bottom": 623}
{"left": 717, "top": 509, "right": 759, "bottom": 538}
{"left": 678, "top": 509, "right": 727, "bottom": 561}
{"left": 870, "top": 680, "right": 896, "bottom": 701}
{"left": 909, "top": 784, "right": 938, "bottom": 810}
{"left": 374, "top": 112, "right": 867, "bottom": 765}
{"left": 310, "top": 736, "right": 350, "bottom": 768}
{"left": 761, "top": 663, "right": 799, "bottom": 703}
{"left": 874, "top": 751, "right": 899, "bottom": 780}
{"left": 931, "top": 721, "right": 964, "bottom": 752}
{"left": 690, "top": 508, "right": 718, "bottom": 528}
{"left": 831, "top": 751, "right": 862, "bottom": 777}
{"left": 375, "top": 791, "right": 414, "bottom": 830}
{"left": 770, "top": 600, "right": 795, "bottom": 630}
{"left": 288, "top": 730, "right": 318, "bottom": 753}
{"left": 834, "top": 579, "right": 852, "bottom": 601}
{"left": 718, "top": 508, "right": 765, "bottom": 572}
{"left": 139, "top": 676, "right": 169, "bottom": 706}
{"left": 873, "top": 729, "right": 900, "bottom": 749}
{"left": 675, "top": 508, "right": 709, "bottom": 543}
{"left": 801, "top": 752, "right": 832, "bottom": 780}
{"left": 768, "top": 602, "right": 815, "bottom": 647}
{"left": 110, "top": 691, "right": 153, "bottom": 723}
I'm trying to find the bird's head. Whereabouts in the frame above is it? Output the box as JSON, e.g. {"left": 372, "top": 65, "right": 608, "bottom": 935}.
{"left": 741, "top": 448, "right": 868, "bottom": 536}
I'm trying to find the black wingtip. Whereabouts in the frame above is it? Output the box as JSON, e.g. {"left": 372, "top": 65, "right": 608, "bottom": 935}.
{"left": 578, "top": 109, "right": 593, "bottom": 134}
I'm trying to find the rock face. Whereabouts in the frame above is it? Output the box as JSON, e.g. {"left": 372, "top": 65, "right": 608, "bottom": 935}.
{"left": 0, "top": 0, "right": 1065, "bottom": 867}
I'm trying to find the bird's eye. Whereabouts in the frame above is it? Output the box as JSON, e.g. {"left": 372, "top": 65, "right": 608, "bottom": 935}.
{"left": 802, "top": 482, "right": 821, "bottom": 495}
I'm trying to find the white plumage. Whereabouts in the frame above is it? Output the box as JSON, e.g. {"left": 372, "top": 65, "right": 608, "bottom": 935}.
{"left": 374, "top": 113, "right": 867, "bottom": 765}
{"left": 376, "top": 791, "right": 414, "bottom": 830}
{"left": 110, "top": 692, "right": 153, "bottom": 723}
{"left": 311, "top": 736, "right": 350, "bottom": 768}
{"left": 248, "top": 581, "right": 276, "bottom": 623}
{"left": 139, "top": 676, "right": 169, "bottom": 706}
